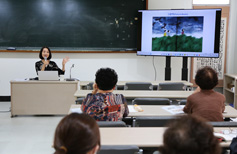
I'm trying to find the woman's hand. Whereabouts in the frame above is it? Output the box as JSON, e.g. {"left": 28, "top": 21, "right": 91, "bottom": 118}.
{"left": 62, "top": 57, "right": 69, "bottom": 65}
{"left": 43, "top": 60, "right": 49, "bottom": 66}
{"left": 92, "top": 83, "right": 98, "bottom": 94}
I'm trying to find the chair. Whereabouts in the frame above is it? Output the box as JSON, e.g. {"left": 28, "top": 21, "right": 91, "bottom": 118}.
{"left": 132, "top": 98, "right": 171, "bottom": 105}
{"left": 158, "top": 82, "right": 186, "bottom": 91}
{"left": 208, "top": 121, "right": 237, "bottom": 127}
{"left": 134, "top": 116, "right": 175, "bottom": 127}
{"left": 98, "top": 145, "right": 141, "bottom": 154}
{"left": 122, "top": 117, "right": 134, "bottom": 127}
{"left": 124, "top": 82, "right": 153, "bottom": 90}
{"left": 116, "top": 85, "right": 124, "bottom": 90}
{"left": 97, "top": 121, "right": 126, "bottom": 127}
{"left": 75, "top": 97, "right": 85, "bottom": 104}
{"left": 87, "top": 82, "right": 94, "bottom": 90}
{"left": 178, "top": 99, "right": 187, "bottom": 105}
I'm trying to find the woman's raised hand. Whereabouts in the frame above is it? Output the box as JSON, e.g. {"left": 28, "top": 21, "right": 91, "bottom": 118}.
{"left": 62, "top": 57, "right": 69, "bottom": 65}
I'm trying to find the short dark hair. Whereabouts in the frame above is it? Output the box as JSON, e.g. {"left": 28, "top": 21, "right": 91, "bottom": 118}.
{"left": 95, "top": 68, "right": 118, "bottom": 90}
{"left": 158, "top": 115, "right": 221, "bottom": 154}
{"left": 53, "top": 113, "right": 100, "bottom": 154}
{"left": 195, "top": 66, "right": 218, "bottom": 90}
{"left": 39, "top": 46, "right": 52, "bottom": 60}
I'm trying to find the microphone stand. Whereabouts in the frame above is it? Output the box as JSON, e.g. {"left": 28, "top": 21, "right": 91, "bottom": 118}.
{"left": 66, "top": 64, "right": 77, "bottom": 81}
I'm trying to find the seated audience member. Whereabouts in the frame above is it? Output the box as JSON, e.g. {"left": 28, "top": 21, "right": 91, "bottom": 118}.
{"left": 158, "top": 115, "right": 221, "bottom": 154}
{"left": 230, "top": 137, "right": 237, "bottom": 154}
{"left": 53, "top": 113, "right": 100, "bottom": 154}
{"left": 81, "top": 67, "right": 129, "bottom": 121}
{"left": 183, "top": 66, "right": 225, "bottom": 121}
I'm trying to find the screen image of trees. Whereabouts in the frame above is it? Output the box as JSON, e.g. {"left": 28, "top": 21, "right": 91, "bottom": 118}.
{"left": 152, "top": 16, "right": 203, "bottom": 52}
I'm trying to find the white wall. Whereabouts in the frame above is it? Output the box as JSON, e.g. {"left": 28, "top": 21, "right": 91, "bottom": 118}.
{"left": 226, "top": 0, "right": 237, "bottom": 73}
{"left": 148, "top": 0, "right": 193, "bottom": 9}
{"left": 0, "top": 52, "right": 187, "bottom": 95}
{"left": 0, "top": 0, "right": 193, "bottom": 96}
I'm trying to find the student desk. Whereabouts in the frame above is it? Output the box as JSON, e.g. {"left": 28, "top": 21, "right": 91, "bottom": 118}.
{"left": 10, "top": 80, "right": 78, "bottom": 117}
{"left": 74, "top": 90, "right": 193, "bottom": 99}
{"left": 79, "top": 80, "right": 193, "bottom": 90}
{"left": 69, "top": 105, "right": 237, "bottom": 118}
{"left": 99, "top": 127, "right": 234, "bottom": 148}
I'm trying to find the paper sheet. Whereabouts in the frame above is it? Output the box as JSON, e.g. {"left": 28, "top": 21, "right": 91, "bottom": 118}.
{"left": 214, "top": 131, "right": 237, "bottom": 141}
{"left": 162, "top": 105, "right": 185, "bottom": 115}
{"left": 70, "top": 108, "right": 82, "bottom": 113}
{"left": 128, "top": 106, "right": 138, "bottom": 113}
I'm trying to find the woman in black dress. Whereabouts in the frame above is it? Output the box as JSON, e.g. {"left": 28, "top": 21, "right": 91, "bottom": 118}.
{"left": 35, "top": 47, "right": 69, "bottom": 75}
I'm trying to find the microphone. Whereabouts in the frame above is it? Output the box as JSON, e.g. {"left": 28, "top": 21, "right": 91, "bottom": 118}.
{"left": 66, "top": 64, "right": 76, "bottom": 81}
{"left": 70, "top": 64, "right": 74, "bottom": 79}
{"left": 44, "top": 57, "right": 48, "bottom": 67}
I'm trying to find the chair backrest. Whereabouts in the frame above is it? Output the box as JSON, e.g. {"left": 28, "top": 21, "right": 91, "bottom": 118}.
{"left": 87, "top": 82, "right": 94, "bottom": 90}
{"left": 122, "top": 117, "right": 134, "bottom": 127}
{"left": 158, "top": 82, "right": 186, "bottom": 91}
{"left": 75, "top": 97, "right": 85, "bottom": 104}
{"left": 98, "top": 145, "right": 140, "bottom": 154}
{"left": 97, "top": 121, "right": 126, "bottom": 127}
{"left": 132, "top": 98, "right": 171, "bottom": 105}
{"left": 134, "top": 116, "right": 175, "bottom": 127}
{"left": 208, "top": 121, "right": 237, "bottom": 127}
{"left": 124, "top": 82, "right": 153, "bottom": 90}
{"left": 178, "top": 99, "right": 187, "bottom": 105}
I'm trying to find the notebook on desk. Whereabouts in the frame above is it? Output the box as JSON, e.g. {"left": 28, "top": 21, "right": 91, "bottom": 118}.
{"left": 38, "top": 71, "right": 59, "bottom": 81}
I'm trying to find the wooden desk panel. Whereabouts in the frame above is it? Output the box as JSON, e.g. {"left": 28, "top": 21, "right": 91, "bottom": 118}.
{"left": 100, "top": 127, "right": 165, "bottom": 147}
{"left": 11, "top": 80, "right": 78, "bottom": 116}
{"left": 100, "top": 127, "right": 233, "bottom": 147}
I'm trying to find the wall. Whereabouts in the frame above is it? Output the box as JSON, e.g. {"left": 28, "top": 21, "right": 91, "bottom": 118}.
{"left": 0, "top": 52, "right": 188, "bottom": 95}
{"left": 226, "top": 0, "right": 237, "bottom": 73}
{"left": 148, "top": 0, "right": 193, "bottom": 9}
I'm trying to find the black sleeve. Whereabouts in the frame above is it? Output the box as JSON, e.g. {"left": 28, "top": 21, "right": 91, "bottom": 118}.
{"left": 230, "top": 137, "right": 237, "bottom": 154}
{"left": 35, "top": 61, "right": 41, "bottom": 75}
{"left": 51, "top": 61, "right": 65, "bottom": 75}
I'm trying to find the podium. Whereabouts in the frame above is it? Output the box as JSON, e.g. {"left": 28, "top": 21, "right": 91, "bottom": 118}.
{"left": 10, "top": 80, "right": 78, "bottom": 117}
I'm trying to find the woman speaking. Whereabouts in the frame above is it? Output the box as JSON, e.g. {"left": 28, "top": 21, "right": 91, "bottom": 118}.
{"left": 35, "top": 47, "right": 69, "bottom": 75}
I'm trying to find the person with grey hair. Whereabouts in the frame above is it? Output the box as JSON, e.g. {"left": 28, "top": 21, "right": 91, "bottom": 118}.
{"left": 183, "top": 66, "right": 225, "bottom": 121}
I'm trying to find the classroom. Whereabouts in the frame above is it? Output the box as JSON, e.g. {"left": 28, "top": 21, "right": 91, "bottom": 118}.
{"left": 1, "top": 0, "right": 237, "bottom": 154}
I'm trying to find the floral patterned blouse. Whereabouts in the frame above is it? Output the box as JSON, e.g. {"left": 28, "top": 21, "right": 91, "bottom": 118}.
{"left": 81, "top": 92, "right": 129, "bottom": 121}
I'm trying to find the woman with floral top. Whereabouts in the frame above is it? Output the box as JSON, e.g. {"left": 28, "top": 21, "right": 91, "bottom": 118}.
{"left": 81, "top": 67, "right": 129, "bottom": 121}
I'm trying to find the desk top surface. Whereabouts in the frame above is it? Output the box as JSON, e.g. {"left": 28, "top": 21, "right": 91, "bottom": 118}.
{"left": 11, "top": 80, "right": 79, "bottom": 84}
{"left": 74, "top": 90, "right": 193, "bottom": 98}
{"left": 70, "top": 105, "right": 237, "bottom": 118}
{"left": 99, "top": 127, "right": 234, "bottom": 147}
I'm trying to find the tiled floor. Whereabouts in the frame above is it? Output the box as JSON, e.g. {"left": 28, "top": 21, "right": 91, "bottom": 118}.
{"left": 0, "top": 102, "right": 64, "bottom": 154}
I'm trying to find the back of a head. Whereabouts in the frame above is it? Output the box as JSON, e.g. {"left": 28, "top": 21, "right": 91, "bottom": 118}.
{"left": 195, "top": 66, "right": 218, "bottom": 90}
{"left": 95, "top": 67, "right": 118, "bottom": 90}
{"left": 158, "top": 115, "right": 221, "bottom": 154}
{"left": 53, "top": 113, "right": 100, "bottom": 154}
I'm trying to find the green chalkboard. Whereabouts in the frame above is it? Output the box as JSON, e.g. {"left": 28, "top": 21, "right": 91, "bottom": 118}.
{"left": 0, "top": 0, "right": 146, "bottom": 51}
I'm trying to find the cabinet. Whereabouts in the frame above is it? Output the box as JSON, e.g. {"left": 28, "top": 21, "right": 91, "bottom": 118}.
{"left": 224, "top": 74, "right": 237, "bottom": 109}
